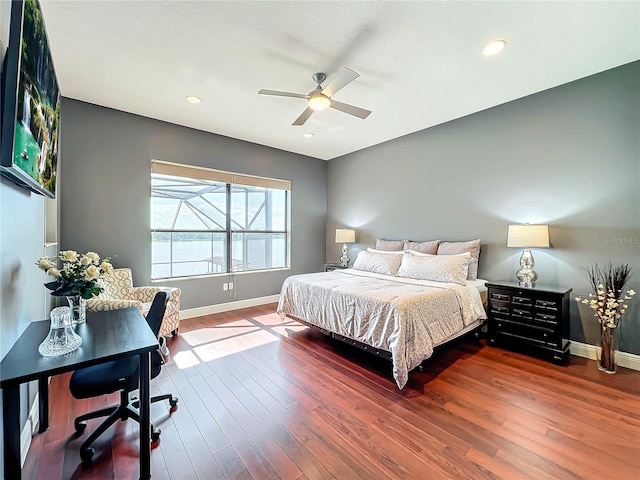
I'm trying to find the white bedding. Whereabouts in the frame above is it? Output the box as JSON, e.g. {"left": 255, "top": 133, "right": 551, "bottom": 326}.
{"left": 277, "top": 269, "right": 487, "bottom": 389}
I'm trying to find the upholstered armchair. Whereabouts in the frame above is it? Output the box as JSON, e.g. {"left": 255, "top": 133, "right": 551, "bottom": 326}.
{"left": 86, "top": 268, "right": 181, "bottom": 337}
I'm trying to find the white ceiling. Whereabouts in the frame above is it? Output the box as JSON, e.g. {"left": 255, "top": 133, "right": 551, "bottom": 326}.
{"left": 39, "top": 1, "right": 639, "bottom": 161}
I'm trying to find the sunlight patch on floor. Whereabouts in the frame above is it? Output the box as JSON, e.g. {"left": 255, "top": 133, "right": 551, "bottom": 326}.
{"left": 174, "top": 313, "right": 310, "bottom": 367}
{"left": 252, "top": 312, "right": 288, "bottom": 326}
{"left": 193, "top": 328, "right": 278, "bottom": 362}
{"left": 180, "top": 319, "right": 263, "bottom": 347}
{"left": 172, "top": 349, "right": 201, "bottom": 369}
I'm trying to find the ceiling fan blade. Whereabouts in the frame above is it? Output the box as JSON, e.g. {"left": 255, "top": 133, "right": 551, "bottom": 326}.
{"left": 329, "top": 100, "right": 371, "bottom": 119}
{"left": 321, "top": 67, "right": 359, "bottom": 97}
{"left": 258, "top": 89, "right": 309, "bottom": 100}
{"left": 292, "top": 107, "right": 314, "bottom": 126}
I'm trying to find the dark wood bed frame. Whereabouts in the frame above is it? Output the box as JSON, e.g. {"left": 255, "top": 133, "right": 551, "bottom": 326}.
{"left": 286, "top": 314, "right": 486, "bottom": 370}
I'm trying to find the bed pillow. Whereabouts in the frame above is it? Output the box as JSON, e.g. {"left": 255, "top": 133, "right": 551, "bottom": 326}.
{"left": 375, "top": 239, "right": 406, "bottom": 251}
{"left": 437, "top": 239, "right": 481, "bottom": 280}
{"left": 367, "top": 247, "right": 404, "bottom": 255}
{"left": 352, "top": 250, "right": 403, "bottom": 276}
{"left": 404, "top": 240, "right": 441, "bottom": 255}
{"left": 397, "top": 250, "right": 471, "bottom": 285}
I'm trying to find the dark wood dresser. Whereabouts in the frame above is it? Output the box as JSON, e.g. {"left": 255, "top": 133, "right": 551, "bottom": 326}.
{"left": 486, "top": 281, "right": 572, "bottom": 364}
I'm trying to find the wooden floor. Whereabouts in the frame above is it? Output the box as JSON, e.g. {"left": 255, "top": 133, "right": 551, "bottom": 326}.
{"left": 23, "top": 304, "right": 640, "bottom": 480}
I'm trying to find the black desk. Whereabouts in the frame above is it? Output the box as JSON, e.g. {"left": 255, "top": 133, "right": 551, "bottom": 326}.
{"left": 0, "top": 308, "right": 159, "bottom": 480}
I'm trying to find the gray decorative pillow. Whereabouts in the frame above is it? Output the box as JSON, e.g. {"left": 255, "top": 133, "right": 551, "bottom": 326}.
{"left": 397, "top": 251, "right": 471, "bottom": 285}
{"left": 352, "top": 250, "right": 403, "bottom": 276}
{"left": 437, "top": 239, "right": 481, "bottom": 280}
{"left": 404, "top": 240, "right": 441, "bottom": 255}
{"left": 375, "top": 239, "right": 406, "bottom": 251}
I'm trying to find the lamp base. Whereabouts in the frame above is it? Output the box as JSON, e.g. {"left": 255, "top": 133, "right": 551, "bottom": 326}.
{"left": 515, "top": 248, "right": 538, "bottom": 287}
{"left": 340, "top": 243, "right": 350, "bottom": 267}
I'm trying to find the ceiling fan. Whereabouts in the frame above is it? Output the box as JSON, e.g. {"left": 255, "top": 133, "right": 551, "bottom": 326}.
{"left": 258, "top": 67, "right": 371, "bottom": 126}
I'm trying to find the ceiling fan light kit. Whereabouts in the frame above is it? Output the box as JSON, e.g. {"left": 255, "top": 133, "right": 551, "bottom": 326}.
{"left": 258, "top": 67, "right": 371, "bottom": 126}
{"left": 308, "top": 93, "right": 330, "bottom": 111}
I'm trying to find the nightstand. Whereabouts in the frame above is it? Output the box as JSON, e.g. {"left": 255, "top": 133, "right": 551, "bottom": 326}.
{"left": 325, "top": 263, "right": 348, "bottom": 272}
{"left": 486, "top": 281, "right": 572, "bottom": 364}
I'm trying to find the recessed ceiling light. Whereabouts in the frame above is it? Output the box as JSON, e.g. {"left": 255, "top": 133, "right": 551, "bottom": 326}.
{"left": 482, "top": 40, "right": 506, "bottom": 56}
{"left": 186, "top": 95, "right": 202, "bottom": 104}
{"left": 303, "top": 132, "right": 314, "bottom": 138}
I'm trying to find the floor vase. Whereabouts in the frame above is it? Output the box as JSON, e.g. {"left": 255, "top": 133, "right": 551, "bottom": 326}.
{"left": 598, "top": 326, "right": 616, "bottom": 374}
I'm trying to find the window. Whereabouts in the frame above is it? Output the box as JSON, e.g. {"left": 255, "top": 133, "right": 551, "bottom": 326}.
{"left": 151, "top": 160, "right": 290, "bottom": 280}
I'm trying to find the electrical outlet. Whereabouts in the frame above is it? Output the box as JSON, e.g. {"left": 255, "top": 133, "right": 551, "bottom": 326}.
{"left": 229, "top": 282, "right": 234, "bottom": 290}
{"left": 223, "top": 283, "right": 228, "bottom": 291}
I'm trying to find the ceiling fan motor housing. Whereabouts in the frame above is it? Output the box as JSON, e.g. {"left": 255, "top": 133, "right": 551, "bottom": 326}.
{"left": 312, "top": 72, "right": 327, "bottom": 86}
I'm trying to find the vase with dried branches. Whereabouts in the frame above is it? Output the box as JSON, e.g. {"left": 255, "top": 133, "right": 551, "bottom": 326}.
{"left": 576, "top": 263, "right": 635, "bottom": 373}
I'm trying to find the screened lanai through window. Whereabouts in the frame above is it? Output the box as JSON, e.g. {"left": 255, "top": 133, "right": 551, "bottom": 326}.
{"left": 151, "top": 161, "right": 290, "bottom": 280}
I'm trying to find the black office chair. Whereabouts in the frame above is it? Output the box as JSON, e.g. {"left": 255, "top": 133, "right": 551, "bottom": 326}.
{"left": 69, "top": 291, "right": 178, "bottom": 463}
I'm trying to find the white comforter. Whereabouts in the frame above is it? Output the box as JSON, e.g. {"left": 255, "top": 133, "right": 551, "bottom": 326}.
{"left": 277, "top": 269, "right": 486, "bottom": 389}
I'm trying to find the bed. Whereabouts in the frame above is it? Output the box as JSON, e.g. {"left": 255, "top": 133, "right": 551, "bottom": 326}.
{"left": 277, "top": 247, "right": 488, "bottom": 389}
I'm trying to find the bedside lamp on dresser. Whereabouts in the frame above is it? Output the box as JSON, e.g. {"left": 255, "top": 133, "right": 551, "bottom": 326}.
{"left": 507, "top": 224, "right": 550, "bottom": 287}
{"left": 335, "top": 228, "right": 356, "bottom": 267}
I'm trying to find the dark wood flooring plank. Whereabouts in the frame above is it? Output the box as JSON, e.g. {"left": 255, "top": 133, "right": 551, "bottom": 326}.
{"left": 242, "top": 378, "right": 366, "bottom": 480}
{"left": 214, "top": 445, "right": 252, "bottom": 480}
{"left": 156, "top": 363, "right": 230, "bottom": 456}
{"left": 225, "top": 375, "right": 332, "bottom": 480}
{"left": 157, "top": 423, "right": 198, "bottom": 480}
{"left": 190, "top": 374, "right": 276, "bottom": 480}
{"left": 217, "top": 375, "right": 303, "bottom": 480}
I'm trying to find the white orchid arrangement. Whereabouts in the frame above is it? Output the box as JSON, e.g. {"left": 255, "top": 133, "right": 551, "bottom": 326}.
{"left": 576, "top": 263, "right": 635, "bottom": 330}
{"left": 36, "top": 250, "right": 113, "bottom": 298}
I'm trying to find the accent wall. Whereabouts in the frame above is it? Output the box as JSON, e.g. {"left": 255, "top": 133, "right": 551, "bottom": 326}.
{"left": 327, "top": 61, "right": 640, "bottom": 354}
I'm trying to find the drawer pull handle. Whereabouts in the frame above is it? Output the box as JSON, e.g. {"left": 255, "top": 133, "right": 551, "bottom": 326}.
{"left": 536, "top": 300, "right": 558, "bottom": 308}
{"left": 492, "top": 293, "right": 509, "bottom": 301}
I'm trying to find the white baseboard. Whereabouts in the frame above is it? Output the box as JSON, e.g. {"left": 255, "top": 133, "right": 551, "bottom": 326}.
{"left": 180, "top": 294, "right": 280, "bottom": 320}
{"left": 570, "top": 341, "right": 640, "bottom": 371}
{"left": 20, "top": 393, "right": 39, "bottom": 466}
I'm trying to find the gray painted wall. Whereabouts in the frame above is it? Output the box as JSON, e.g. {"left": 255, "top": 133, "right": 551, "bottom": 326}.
{"left": 59, "top": 99, "right": 327, "bottom": 310}
{"left": 0, "top": 1, "right": 50, "bottom": 470}
{"left": 327, "top": 61, "right": 640, "bottom": 354}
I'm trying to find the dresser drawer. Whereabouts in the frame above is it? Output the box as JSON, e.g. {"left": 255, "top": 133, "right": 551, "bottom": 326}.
{"left": 534, "top": 311, "right": 559, "bottom": 324}
{"left": 490, "top": 291, "right": 510, "bottom": 302}
{"left": 512, "top": 295, "right": 533, "bottom": 307}
{"left": 493, "top": 318, "right": 560, "bottom": 347}
{"left": 511, "top": 307, "right": 533, "bottom": 320}
{"left": 490, "top": 303, "right": 510, "bottom": 317}
{"left": 535, "top": 298, "right": 559, "bottom": 311}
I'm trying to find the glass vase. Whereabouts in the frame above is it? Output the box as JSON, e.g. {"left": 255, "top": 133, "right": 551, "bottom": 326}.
{"left": 66, "top": 295, "right": 86, "bottom": 324}
{"left": 38, "top": 306, "right": 82, "bottom": 357}
{"left": 597, "top": 326, "right": 616, "bottom": 374}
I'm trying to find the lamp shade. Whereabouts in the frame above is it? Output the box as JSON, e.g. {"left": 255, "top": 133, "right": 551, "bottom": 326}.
{"left": 335, "top": 228, "right": 356, "bottom": 243}
{"left": 507, "top": 224, "right": 549, "bottom": 248}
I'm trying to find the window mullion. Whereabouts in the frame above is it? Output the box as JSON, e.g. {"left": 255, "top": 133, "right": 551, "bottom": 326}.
{"left": 226, "top": 183, "right": 232, "bottom": 274}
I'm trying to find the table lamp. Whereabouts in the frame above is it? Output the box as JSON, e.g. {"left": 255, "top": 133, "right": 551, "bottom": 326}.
{"left": 507, "top": 224, "right": 549, "bottom": 287}
{"left": 335, "top": 228, "right": 356, "bottom": 267}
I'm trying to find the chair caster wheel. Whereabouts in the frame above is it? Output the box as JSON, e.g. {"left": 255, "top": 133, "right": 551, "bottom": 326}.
{"left": 169, "top": 397, "right": 178, "bottom": 411}
{"left": 80, "top": 447, "right": 94, "bottom": 464}
{"left": 75, "top": 421, "right": 87, "bottom": 434}
{"left": 151, "top": 428, "right": 161, "bottom": 442}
